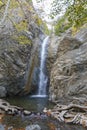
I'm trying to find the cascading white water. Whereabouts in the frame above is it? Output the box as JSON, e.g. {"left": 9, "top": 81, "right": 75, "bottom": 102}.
{"left": 31, "top": 36, "right": 49, "bottom": 98}
{"left": 37, "top": 36, "right": 49, "bottom": 97}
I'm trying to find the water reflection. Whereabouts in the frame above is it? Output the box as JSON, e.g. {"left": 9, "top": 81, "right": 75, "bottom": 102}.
{"left": 32, "top": 97, "right": 48, "bottom": 111}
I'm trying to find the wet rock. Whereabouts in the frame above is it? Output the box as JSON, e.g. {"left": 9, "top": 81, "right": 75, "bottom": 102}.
{"left": 24, "top": 39, "right": 40, "bottom": 93}
{"left": 26, "top": 124, "right": 41, "bottom": 130}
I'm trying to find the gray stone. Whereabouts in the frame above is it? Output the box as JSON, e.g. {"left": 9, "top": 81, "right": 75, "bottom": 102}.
{"left": 75, "top": 28, "right": 87, "bottom": 43}
{"left": 0, "top": 0, "right": 45, "bottom": 96}
{"left": 23, "top": 110, "right": 31, "bottom": 115}
{"left": 26, "top": 124, "right": 41, "bottom": 130}
{"left": 49, "top": 29, "right": 87, "bottom": 103}
{"left": 0, "top": 86, "right": 7, "bottom": 97}
{"left": 46, "top": 36, "right": 60, "bottom": 74}
{"left": 8, "top": 126, "right": 13, "bottom": 130}
{"left": 0, "top": 124, "right": 4, "bottom": 130}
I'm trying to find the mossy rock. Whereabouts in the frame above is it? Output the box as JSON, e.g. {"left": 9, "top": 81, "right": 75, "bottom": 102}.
{"left": 15, "top": 20, "right": 28, "bottom": 32}
{"left": 16, "top": 35, "right": 32, "bottom": 45}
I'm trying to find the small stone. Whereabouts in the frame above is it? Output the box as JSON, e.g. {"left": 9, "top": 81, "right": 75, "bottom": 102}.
{"left": 0, "top": 86, "right": 7, "bottom": 97}
{"left": 8, "top": 126, "right": 13, "bottom": 130}
{"left": 43, "top": 108, "right": 47, "bottom": 113}
{"left": 23, "top": 110, "right": 31, "bottom": 115}
{"left": 26, "top": 124, "right": 41, "bottom": 130}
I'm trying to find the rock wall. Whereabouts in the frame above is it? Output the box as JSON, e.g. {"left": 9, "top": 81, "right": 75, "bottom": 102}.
{"left": 0, "top": 37, "right": 32, "bottom": 96}
{"left": 46, "top": 35, "right": 60, "bottom": 74}
{"left": 0, "top": 0, "right": 44, "bottom": 97}
{"left": 49, "top": 28, "right": 87, "bottom": 102}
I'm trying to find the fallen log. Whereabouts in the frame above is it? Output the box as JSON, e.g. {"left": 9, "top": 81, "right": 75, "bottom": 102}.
{"left": 65, "top": 113, "right": 81, "bottom": 124}
{"left": 54, "top": 104, "right": 87, "bottom": 112}
{"left": 43, "top": 103, "right": 87, "bottom": 128}
{"left": 0, "top": 99, "right": 46, "bottom": 118}
{"left": 0, "top": 99, "right": 28, "bottom": 115}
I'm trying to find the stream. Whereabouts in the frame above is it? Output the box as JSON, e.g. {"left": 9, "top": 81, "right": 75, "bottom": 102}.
{"left": 0, "top": 96, "right": 86, "bottom": 130}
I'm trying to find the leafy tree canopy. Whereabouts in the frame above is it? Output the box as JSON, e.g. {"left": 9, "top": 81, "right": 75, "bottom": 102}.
{"left": 50, "top": 0, "right": 87, "bottom": 35}
{"left": 51, "top": 0, "right": 87, "bottom": 28}
{"left": 66, "top": 0, "right": 87, "bottom": 28}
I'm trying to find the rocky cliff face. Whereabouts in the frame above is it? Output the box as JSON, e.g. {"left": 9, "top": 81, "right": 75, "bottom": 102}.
{"left": 0, "top": 0, "right": 44, "bottom": 97}
{"left": 49, "top": 28, "right": 87, "bottom": 103}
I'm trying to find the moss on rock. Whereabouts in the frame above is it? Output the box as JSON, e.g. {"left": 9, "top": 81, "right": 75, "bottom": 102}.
{"left": 15, "top": 20, "right": 28, "bottom": 32}
{"left": 16, "top": 35, "right": 32, "bottom": 45}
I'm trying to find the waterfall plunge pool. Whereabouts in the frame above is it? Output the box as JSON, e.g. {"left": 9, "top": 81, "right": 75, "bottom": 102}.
{"left": 5, "top": 96, "right": 53, "bottom": 112}
{"left": 1, "top": 96, "right": 86, "bottom": 130}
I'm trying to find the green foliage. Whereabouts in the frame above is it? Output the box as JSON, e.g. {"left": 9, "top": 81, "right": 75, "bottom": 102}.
{"left": 66, "top": 0, "right": 87, "bottom": 29}
{"left": 52, "top": 0, "right": 87, "bottom": 34}
{"left": 43, "top": 22, "right": 49, "bottom": 35}
{"left": 16, "top": 35, "right": 32, "bottom": 45}
{"left": 10, "top": 0, "right": 19, "bottom": 8}
{"left": 54, "top": 15, "right": 71, "bottom": 35}
{"left": 34, "top": 14, "right": 49, "bottom": 35}
{"left": 50, "top": 0, "right": 74, "bottom": 19}
{"left": 34, "top": 15, "right": 43, "bottom": 26}
{"left": 27, "top": 0, "right": 32, "bottom": 2}
{"left": 15, "top": 20, "right": 28, "bottom": 32}
{"left": 0, "top": 1, "right": 3, "bottom": 6}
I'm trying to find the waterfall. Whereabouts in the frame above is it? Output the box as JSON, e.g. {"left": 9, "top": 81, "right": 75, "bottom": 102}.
{"left": 31, "top": 36, "right": 49, "bottom": 98}
{"left": 38, "top": 36, "right": 49, "bottom": 97}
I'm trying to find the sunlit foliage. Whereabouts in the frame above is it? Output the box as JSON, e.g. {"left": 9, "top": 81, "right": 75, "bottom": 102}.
{"left": 66, "top": 0, "right": 87, "bottom": 28}
{"left": 51, "top": 0, "right": 87, "bottom": 34}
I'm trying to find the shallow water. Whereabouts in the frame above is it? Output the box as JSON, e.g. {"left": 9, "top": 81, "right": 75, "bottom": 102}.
{"left": 1, "top": 96, "right": 86, "bottom": 130}
{"left": 6, "top": 96, "right": 54, "bottom": 112}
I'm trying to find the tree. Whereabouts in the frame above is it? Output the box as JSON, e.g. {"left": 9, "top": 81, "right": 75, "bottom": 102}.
{"left": 50, "top": 0, "right": 73, "bottom": 18}
{"left": 66, "top": 0, "right": 87, "bottom": 28}
{"left": 51, "top": 0, "right": 87, "bottom": 29}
